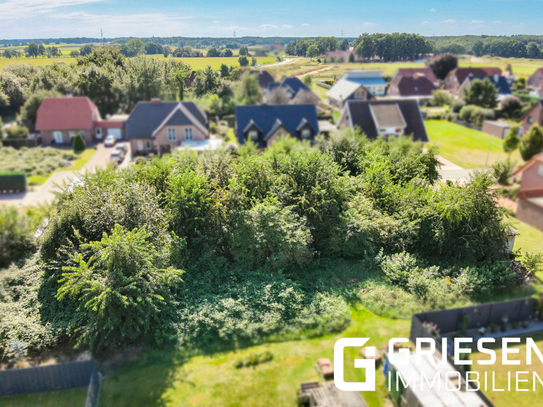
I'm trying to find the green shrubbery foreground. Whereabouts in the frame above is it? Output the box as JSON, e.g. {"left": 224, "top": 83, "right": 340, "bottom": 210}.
{"left": 0, "top": 132, "right": 526, "bottom": 360}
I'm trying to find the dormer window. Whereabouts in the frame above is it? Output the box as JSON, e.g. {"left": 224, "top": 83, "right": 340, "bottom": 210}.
{"left": 301, "top": 129, "right": 311, "bottom": 139}
{"left": 168, "top": 128, "right": 176, "bottom": 141}
{"left": 248, "top": 130, "right": 258, "bottom": 140}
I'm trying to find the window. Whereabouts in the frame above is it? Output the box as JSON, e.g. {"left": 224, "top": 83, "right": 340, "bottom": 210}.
{"left": 69, "top": 131, "right": 76, "bottom": 139}
{"left": 301, "top": 129, "right": 311, "bottom": 139}
{"left": 248, "top": 130, "right": 258, "bottom": 140}
{"left": 95, "top": 128, "right": 102, "bottom": 139}
{"left": 539, "top": 165, "right": 543, "bottom": 177}
{"left": 168, "top": 128, "right": 176, "bottom": 141}
{"left": 53, "top": 131, "right": 63, "bottom": 143}
{"left": 145, "top": 140, "right": 152, "bottom": 150}
{"left": 137, "top": 141, "right": 144, "bottom": 151}
{"left": 528, "top": 116, "right": 533, "bottom": 124}
{"left": 185, "top": 128, "right": 193, "bottom": 140}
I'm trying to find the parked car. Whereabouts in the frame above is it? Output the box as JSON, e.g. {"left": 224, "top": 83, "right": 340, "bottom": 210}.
{"left": 115, "top": 143, "right": 128, "bottom": 157}
{"left": 104, "top": 135, "right": 116, "bottom": 147}
{"left": 110, "top": 151, "right": 124, "bottom": 166}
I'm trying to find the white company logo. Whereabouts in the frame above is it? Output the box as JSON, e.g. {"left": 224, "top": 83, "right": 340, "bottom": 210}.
{"left": 334, "top": 338, "right": 376, "bottom": 391}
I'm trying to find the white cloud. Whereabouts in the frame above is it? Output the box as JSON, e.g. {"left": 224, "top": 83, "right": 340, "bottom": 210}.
{"left": 429, "top": 8, "right": 436, "bottom": 12}
{"left": 470, "top": 20, "right": 485, "bottom": 24}
{"left": 492, "top": 20, "right": 502, "bottom": 24}
{"left": 212, "top": 20, "right": 218, "bottom": 24}
{"left": 362, "top": 22, "right": 377, "bottom": 27}
{"left": 443, "top": 19, "right": 456, "bottom": 24}
{"left": 301, "top": 23, "right": 309, "bottom": 26}
{"left": 259, "top": 24, "right": 277, "bottom": 29}
{"left": 0, "top": 0, "right": 105, "bottom": 18}
{"left": 421, "top": 21, "right": 430, "bottom": 25}
{"left": 282, "top": 24, "right": 292, "bottom": 28}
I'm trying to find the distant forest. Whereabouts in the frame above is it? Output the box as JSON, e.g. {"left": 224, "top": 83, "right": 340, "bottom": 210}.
{"left": 2, "top": 34, "right": 543, "bottom": 59}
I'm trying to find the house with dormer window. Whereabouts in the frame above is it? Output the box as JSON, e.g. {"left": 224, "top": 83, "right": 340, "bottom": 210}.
{"left": 235, "top": 104, "right": 319, "bottom": 148}
{"left": 125, "top": 99, "right": 209, "bottom": 155}
{"left": 337, "top": 99, "right": 429, "bottom": 142}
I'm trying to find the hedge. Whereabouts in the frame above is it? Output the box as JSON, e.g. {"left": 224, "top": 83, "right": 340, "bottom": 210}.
{"left": 0, "top": 171, "right": 27, "bottom": 192}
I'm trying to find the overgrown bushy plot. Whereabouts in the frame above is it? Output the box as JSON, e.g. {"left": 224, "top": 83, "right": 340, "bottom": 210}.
{"left": 0, "top": 132, "right": 523, "bottom": 359}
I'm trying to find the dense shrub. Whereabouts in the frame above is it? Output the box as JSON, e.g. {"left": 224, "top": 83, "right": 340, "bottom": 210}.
{"left": 4, "top": 126, "right": 29, "bottom": 139}
{"left": 0, "top": 207, "right": 37, "bottom": 268}
{"left": 520, "top": 125, "right": 543, "bottom": 161}
{"left": 72, "top": 133, "right": 86, "bottom": 152}
{"left": 459, "top": 104, "right": 495, "bottom": 125}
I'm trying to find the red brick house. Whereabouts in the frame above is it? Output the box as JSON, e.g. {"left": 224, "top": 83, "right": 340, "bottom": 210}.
{"left": 390, "top": 68, "right": 437, "bottom": 86}
{"left": 520, "top": 100, "right": 543, "bottom": 135}
{"left": 387, "top": 74, "right": 437, "bottom": 98}
{"left": 528, "top": 68, "right": 543, "bottom": 88}
{"left": 443, "top": 67, "right": 502, "bottom": 93}
{"left": 513, "top": 152, "right": 543, "bottom": 232}
{"left": 36, "top": 96, "right": 102, "bottom": 145}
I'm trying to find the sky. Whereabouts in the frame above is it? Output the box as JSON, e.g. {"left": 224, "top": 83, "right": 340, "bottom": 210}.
{"left": 0, "top": 0, "right": 542, "bottom": 39}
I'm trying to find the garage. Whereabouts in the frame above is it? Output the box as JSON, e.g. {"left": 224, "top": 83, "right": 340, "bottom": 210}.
{"left": 108, "top": 128, "right": 122, "bottom": 140}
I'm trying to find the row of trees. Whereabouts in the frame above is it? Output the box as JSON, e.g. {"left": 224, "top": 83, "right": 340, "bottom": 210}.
{"left": 22, "top": 43, "right": 62, "bottom": 58}
{"left": 353, "top": 33, "right": 433, "bottom": 62}
{"left": 435, "top": 38, "right": 543, "bottom": 59}
{"left": 285, "top": 37, "right": 350, "bottom": 57}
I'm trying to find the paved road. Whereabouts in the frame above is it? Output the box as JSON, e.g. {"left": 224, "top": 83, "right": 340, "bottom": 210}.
{"left": 0, "top": 144, "right": 112, "bottom": 208}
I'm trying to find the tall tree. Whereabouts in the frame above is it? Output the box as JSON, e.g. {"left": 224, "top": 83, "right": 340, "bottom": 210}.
{"left": 462, "top": 78, "right": 498, "bottom": 108}
{"left": 26, "top": 42, "right": 38, "bottom": 58}
{"left": 429, "top": 53, "right": 458, "bottom": 80}
{"left": 339, "top": 38, "right": 350, "bottom": 51}
{"left": 503, "top": 126, "right": 520, "bottom": 159}
{"left": 527, "top": 42, "right": 541, "bottom": 59}
{"left": 235, "top": 73, "right": 262, "bottom": 105}
{"left": 519, "top": 125, "right": 543, "bottom": 161}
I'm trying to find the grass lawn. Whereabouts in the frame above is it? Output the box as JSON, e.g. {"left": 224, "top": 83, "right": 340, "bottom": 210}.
{"left": 470, "top": 334, "right": 543, "bottom": 407}
{"left": 426, "top": 120, "right": 523, "bottom": 169}
{"left": 98, "top": 306, "right": 409, "bottom": 407}
{"left": 0, "top": 387, "right": 88, "bottom": 407}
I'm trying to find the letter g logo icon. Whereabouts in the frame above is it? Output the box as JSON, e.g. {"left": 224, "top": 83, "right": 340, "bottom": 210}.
{"left": 334, "top": 338, "right": 376, "bottom": 391}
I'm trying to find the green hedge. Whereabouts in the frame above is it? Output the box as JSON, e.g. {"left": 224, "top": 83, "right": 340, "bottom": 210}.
{"left": 0, "top": 171, "right": 27, "bottom": 192}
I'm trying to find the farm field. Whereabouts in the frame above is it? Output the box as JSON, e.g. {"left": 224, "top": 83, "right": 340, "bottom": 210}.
{"left": 0, "top": 55, "right": 276, "bottom": 70}
{"left": 426, "top": 120, "right": 523, "bottom": 169}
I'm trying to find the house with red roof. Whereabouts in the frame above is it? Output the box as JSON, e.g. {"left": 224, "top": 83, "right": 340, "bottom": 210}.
{"left": 512, "top": 152, "right": 543, "bottom": 232}
{"left": 387, "top": 74, "right": 437, "bottom": 98}
{"left": 528, "top": 68, "right": 543, "bottom": 89}
{"left": 35, "top": 96, "right": 124, "bottom": 145}
{"left": 391, "top": 68, "right": 437, "bottom": 86}
{"left": 443, "top": 67, "right": 502, "bottom": 94}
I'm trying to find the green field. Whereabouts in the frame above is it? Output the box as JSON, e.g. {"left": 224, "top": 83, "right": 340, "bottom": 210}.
{"left": 471, "top": 334, "right": 543, "bottom": 407}
{"left": 0, "top": 387, "right": 88, "bottom": 407}
{"left": 0, "top": 55, "right": 276, "bottom": 70}
{"left": 97, "top": 306, "right": 408, "bottom": 407}
{"left": 426, "top": 120, "right": 523, "bottom": 169}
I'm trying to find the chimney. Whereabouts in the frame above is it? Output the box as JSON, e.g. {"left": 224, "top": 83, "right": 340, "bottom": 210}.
{"left": 151, "top": 98, "right": 161, "bottom": 105}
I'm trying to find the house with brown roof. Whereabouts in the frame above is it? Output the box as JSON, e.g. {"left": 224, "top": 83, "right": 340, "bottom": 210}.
{"left": 443, "top": 67, "right": 502, "bottom": 94}
{"left": 387, "top": 75, "right": 437, "bottom": 98}
{"left": 528, "top": 68, "right": 543, "bottom": 89}
{"left": 337, "top": 99, "right": 429, "bottom": 142}
{"left": 520, "top": 100, "right": 543, "bottom": 135}
{"left": 390, "top": 68, "right": 437, "bottom": 86}
{"left": 125, "top": 99, "right": 209, "bottom": 155}
{"left": 513, "top": 152, "right": 543, "bottom": 232}
{"left": 36, "top": 96, "right": 103, "bottom": 145}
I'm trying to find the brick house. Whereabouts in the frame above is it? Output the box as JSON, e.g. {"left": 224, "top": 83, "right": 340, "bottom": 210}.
{"left": 520, "top": 100, "right": 543, "bottom": 135}
{"left": 528, "top": 68, "right": 543, "bottom": 88}
{"left": 235, "top": 104, "right": 319, "bottom": 148}
{"left": 443, "top": 67, "right": 502, "bottom": 94}
{"left": 326, "top": 79, "right": 373, "bottom": 109}
{"left": 36, "top": 96, "right": 102, "bottom": 145}
{"left": 390, "top": 68, "right": 437, "bottom": 86}
{"left": 513, "top": 152, "right": 543, "bottom": 232}
{"left": 387, "top": 74, "right": 437, "bottom": 98}
{"left": 125, "top": 99, "right": 209, "bottom": 155}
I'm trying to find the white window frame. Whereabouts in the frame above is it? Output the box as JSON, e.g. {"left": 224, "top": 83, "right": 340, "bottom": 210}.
{"left": 53, "top": 131, "right": 63, "bottom": 143}
{"left": 137, "top": 141, "right": 144, "bottom": 151}
{"left": 145, "top": 140, "right": 152, "bottom": 150}
{"left": 185, "top": 128, "right": 193, "bottom": 141}
{"left": 168, "top": 128, "right": 176, "bottom": 141}
{"left": 69, "top": 131, "right": 76, "bottom": 139}
{"left": 539, "top": 165, "right": 543, "bottom": 177}
{"left": 95, "top": 128, "right": 103, "bottom": 139}
{"left": 248, "top": 130, "right": 258, "bottom": 140}
{"left": 301, "top": 129, "right": 311, "bottom": 139}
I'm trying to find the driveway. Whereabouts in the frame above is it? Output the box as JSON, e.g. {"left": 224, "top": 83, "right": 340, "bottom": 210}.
{"left": 0, "top": 144, "right": 112, "bottom": 208}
